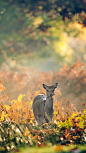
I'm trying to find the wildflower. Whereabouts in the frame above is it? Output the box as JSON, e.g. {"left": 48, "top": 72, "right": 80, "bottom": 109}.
{"left": 6, "top": 146, "right": 10, "bottom": 151}
{"left": 0, "top": 135, "right": 2, "bottom": 142}
{"left": 16, "top": 137, "right": 20, "bottom": 142}
{"left": 60, "top": 137, "right": 63, "bottom": 140}
{"left": 15, "top": 128, "right": 20, "bottom": 133}
{"left": 11, "top": 124, "right": 15, "bottom": 129}
{"left": 11, "top": 145, "right": 14, "bottom": 149}
{"left": 25, "top": 140, "right": 28, "bottom": 144}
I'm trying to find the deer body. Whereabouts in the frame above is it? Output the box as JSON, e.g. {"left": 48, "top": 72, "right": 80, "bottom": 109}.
{"left": 32, "top": 83, "right": 58, "bottom": 125}
{"left": 44, "top": 97, "right": 53, "bottom": 121}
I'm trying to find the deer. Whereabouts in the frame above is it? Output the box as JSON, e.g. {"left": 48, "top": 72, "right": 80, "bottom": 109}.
{"left": 32, "top": 83, "right": 58, "bottom": 125}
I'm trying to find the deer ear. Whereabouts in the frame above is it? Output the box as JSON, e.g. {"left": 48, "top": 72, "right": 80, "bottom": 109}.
{"left": 42, "top": 84, "right": 47, "bottom": 89}
{"left": 54, "top": 83, "right": 58, "bottom": 89}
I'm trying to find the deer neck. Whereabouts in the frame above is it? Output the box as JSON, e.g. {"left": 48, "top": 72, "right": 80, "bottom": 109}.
{"left": 46, "top": 96, "right": 53, "bottom": 107}
{"left": 46, "top": 96, "right": 53, "bottom": 101}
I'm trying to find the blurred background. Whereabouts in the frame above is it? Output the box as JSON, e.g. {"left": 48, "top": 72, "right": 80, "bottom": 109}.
{"left": 0, "top": 0, "right": 86, "bottom": 72}
{"left": 0, "top": 0, "right": 86, "bottom": 113}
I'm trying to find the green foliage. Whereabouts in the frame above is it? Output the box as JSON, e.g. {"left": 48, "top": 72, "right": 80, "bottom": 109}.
{"left": 0, "top": 0, "right": 86, "bottom": 69}
{"left": 0, "top": 113, "right": 86, "bottom": 152}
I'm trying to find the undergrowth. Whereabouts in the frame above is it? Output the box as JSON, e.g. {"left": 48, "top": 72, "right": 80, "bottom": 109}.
{"left": 0, "top": 58, "right": 86, "bottom": 152}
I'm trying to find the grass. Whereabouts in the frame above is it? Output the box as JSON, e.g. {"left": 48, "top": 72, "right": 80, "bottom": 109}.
{"left": 9, "top": 145, "right": 86, "bottom": 153}
{"left": 16, "top": 146, "right": 55, "bottom": 153}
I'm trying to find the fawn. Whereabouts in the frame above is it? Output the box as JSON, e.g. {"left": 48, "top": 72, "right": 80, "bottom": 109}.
{"left": 32, "top": 83, "right": 58, "bottom": 125}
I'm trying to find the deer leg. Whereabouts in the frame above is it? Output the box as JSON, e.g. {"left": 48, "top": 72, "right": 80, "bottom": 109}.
{"left": 45, "top": 108, "right": 54, "bottom": 123}
{"left": 44, "top": 112, "right": 52, "bottom": 123}
{"left": 50, "top": 108, "right": 54, "bottom": 121}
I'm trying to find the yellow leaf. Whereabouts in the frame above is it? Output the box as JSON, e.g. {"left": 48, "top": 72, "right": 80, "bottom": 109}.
{"left": 84, "top": 109, "right": 86, "bottom": 114}
{"left": 30, "top": 120, "right": 33, "bottom": 124}
{"left": 1, "top": 111, "right": 8, "bottom": 121}
{"left": 5, "top": 105, "right": 10, "bottom": 110}
{"left": 11, "top": 99, "right": 17, "bottom": 104}
{"left": 35, "top": 90, "right": 40, "bottom": 96}
{"left": 1, "top": 113, "right": 4, "bottom": 121}
{"left": 18, "top": 94, "right": 25, "bottom": 102}
{"left": 79, "top": 121, "right": 84, "bottom": 128}
{"left": 39, "top": 6, "right": 43, "bottom": 10}
{"left": 33, "top": 16, "right": 44, "bottom": 28}
{"left": 29, "top": 99, "right": 33, "bottom": 106}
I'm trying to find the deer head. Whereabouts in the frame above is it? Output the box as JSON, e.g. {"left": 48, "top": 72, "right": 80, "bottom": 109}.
{"left": 43, "top": 83, "right": 58, "bottom": 98}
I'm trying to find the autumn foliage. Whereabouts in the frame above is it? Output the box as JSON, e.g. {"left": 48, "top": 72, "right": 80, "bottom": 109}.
{"left": 0, "top": 58, "right": 86, "bottom": 152}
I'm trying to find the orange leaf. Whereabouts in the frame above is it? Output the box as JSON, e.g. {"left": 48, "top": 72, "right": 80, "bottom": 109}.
{"left": 65, "top": 128, "right": 68, "bottom": 135}
{"left": 55, "top": 145, "right": 62, "bottom": 151}
{"left": 24, "top": 128, "right": 30, "bottom": 137}
{"left": 0, "top": 79, "right": 5, "bottom": 91}
{"left": 38, "top": 142, "right": 46, "bottom": 147}
{"left": 33, "top": 135, "right": 38, "bottom": 139}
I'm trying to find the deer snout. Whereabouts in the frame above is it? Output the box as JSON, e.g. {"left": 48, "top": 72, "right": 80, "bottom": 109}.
{"left": 50, "top": 94, "right": 53, "bottom": 97}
